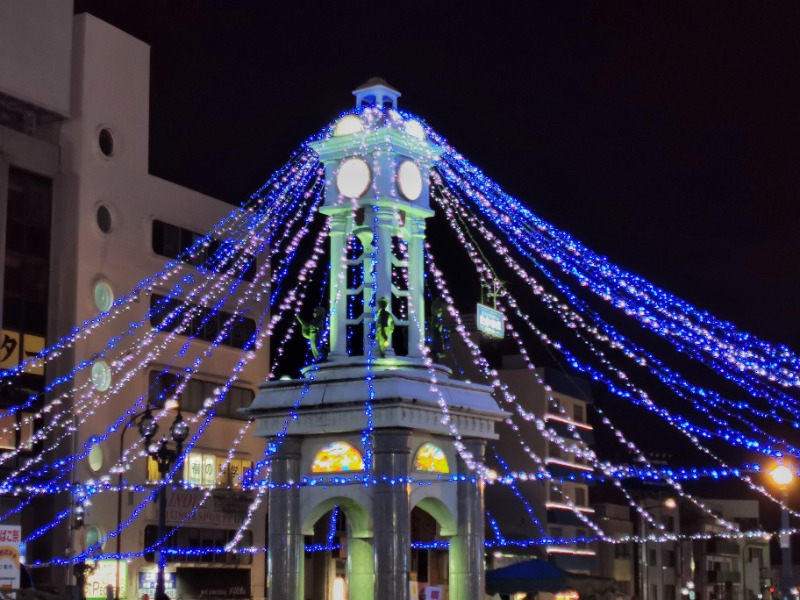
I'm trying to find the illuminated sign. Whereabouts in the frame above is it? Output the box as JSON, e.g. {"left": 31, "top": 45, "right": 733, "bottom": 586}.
{"left": 85, "top": 560, "right": 127, "bottom": 599}
{"left": 0, "top": 330, "right": 44, "bottom": 375}
{"left": 139, "top": 570, "right": 176, "bottom": 600}
{"left": 477, "top": 304, "right": 505, "bottom": 339}
{"left": 0, "top": 525, "right": 21, "bottom": 592}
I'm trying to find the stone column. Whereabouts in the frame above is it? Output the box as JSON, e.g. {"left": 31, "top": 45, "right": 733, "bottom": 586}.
{"left": 372, "top": 428, "right": 411, "bottom": 600}
{"left": 328, "top": 213, "right": 349, "bottom": 358}
{"left": 406, "top": 218, "right": 426, "bottom": 358}
{"left": 267, "top": 436, "right": 303, "bottom": 600}
{"left": 449, "top": 438, "right": 487, "bottom": 600}
{"left": 363, "top": 207, "right": 396, "bottom": 355}
{"left": 348, "top": 537, "right": 374, "bottom": 600}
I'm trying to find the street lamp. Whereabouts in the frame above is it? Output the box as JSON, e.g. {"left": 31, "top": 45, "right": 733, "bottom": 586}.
{"left": 137, "top": 407, "right": 190, "bottom": 600}
{"left": 114, "top": 403, "right": 176, "bottom": 600}
{"left": 772, "top": 464, "right": 794, "bottom": 600}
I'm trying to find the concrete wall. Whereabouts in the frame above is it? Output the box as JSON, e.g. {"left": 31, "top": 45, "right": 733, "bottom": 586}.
{"left": 0, "top": 0, "right": 73, "bottom": 116}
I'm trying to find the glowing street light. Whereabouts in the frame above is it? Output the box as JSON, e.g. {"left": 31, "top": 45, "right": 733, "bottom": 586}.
{"left": 772, "top": 465, "right": 795, "bottom": 600}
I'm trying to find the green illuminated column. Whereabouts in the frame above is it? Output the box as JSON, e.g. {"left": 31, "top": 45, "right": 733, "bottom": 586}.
{"left": 328, "top": 213, "right": 349, "bottom": 358}
{"left": 348, "top": 536, "right": 374, "bottom": 600}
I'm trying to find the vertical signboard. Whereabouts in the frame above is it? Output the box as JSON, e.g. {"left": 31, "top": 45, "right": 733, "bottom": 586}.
{"left": 0, "top": 525, "right": 21, "bottom": 591}
{"left": 138, "top": 570, "right": 177, "bottom": 600}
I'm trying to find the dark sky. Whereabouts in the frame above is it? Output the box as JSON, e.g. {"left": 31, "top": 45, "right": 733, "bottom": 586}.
{"left": 77, "top": 2, "right": 800, "bottom": 352}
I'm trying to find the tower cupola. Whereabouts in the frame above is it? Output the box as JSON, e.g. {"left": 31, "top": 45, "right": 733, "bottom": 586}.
{"left": 353, "top": 77, "right": 401, "bottom": 109}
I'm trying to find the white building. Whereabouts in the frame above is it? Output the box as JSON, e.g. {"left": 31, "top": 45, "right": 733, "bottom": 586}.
{"left": 0, "top": 4, "right": 268, "bottom": 599}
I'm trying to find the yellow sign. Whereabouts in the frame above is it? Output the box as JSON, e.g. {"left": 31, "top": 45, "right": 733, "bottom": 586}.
{"left": 0, "top": 331, "right": 20, "bottom": 371}
{"left": 85, "top": 560, "right": 127, "bottom": 600}
{"left": 0, "top": 330, "right": 44, "bottom": 375}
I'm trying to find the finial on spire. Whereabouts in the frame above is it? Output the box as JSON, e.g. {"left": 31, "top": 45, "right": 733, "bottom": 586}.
{"left": 353, "top": 78, "right": 401, "bottom": 109}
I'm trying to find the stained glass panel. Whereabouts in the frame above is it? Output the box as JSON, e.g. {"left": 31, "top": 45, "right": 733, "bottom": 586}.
{"left": 413, "top": 443, "right": 449, "bottom": 473}
{"left": 311, "top": 441, "right": 364, "bottom": 473}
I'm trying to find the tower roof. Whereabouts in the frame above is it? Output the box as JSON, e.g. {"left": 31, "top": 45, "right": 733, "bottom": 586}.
{"left": 353, "top": 77, "right": 401, "bottom": 109}
{"left": 353, "top": 77, "right": 400, "bottom": 93}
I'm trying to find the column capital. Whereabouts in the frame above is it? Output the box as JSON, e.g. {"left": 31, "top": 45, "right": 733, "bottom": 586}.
{"left": 371, "top": 428, "right": 412, "bottom": 455}
{"left": 268, "top": 435, "right": 302, "bottom": 461}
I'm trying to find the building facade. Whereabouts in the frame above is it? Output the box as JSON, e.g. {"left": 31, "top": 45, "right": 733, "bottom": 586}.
{"left": 1, "top": 5, "right": 268, "bottom": 599}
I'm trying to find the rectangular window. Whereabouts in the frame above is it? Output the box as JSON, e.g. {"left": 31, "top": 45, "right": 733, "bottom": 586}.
{"left": 614, "top": 543, "right": 631, "bottom": 558}
{"left": 147, "top": 370, "right": 254, "bottom": 421}
{"left": 574, "top": 487, "right": 587, "bottom": 507}
{"left": 665, "top": 515, "right": 675, "bottom": 532}
{"left": 662, "top": 549, "right": 676, "bottom": 567}
{"left": 144, "top": 525, "right": 252, "bottom": 565}
{"left": 664, "top": 585, "right": 676, "bottom": 600}
{"left": 150, "top": 451, "right": 253, "bottom": 490}
{"left": 649, "top": 548, "right": 658, "bottom": 565}
{"left": 0, "top": 413, "right": 35, "bottom": 451}
{"left": 573, "top": 404, "right": 584, "bottom": 422}
{"left": 149, "top": 293, "right": 257, "bottom": 351}
{"left": 4, "top": 168, "right": 52, "bottom": 338}
{"left": 151, "top": 220, "right": 256, "bottom": 282}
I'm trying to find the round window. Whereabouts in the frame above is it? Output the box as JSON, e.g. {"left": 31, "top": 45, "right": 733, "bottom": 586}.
{"left": 87, "top": 445, "right": 104, "bottom": 472}
{"left": 96, "top": 206, "right": 112, "bottom": 233}
{"left": 93, "top": 281, "right": 114, "bottom": 313}
{"left": 98, "top": 128, "right": 115, "bottom": 157}
{"left": 86, "top": 525, "right": 104, "bottom": 549}
{"left": 91, "top": 360, "right": 112, "bottom": 392}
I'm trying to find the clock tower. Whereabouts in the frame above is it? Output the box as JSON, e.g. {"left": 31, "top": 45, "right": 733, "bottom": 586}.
{"left": 246, "top": 81, "right": 505, "bottom": 600}
{"left": 310, "top": 78, "right": 441, "bottom": 362}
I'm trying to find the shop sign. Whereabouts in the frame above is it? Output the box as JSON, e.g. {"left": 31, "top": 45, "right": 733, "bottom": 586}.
{"left": 85, "top": 560, "right": 126, "bottom": 599}
{"left": 138, "top": 570, "right": 177, "bottom": 600}
{"left": 0, "top": 525, "right": 21, "bottom": 591}
{"left": 166, "top": 490, "right": 249, "bottom": 528}
{"left": 477, "top": 304, "right": 505, "bottom": 339}
{"left": 176, "top": 567, "right": 250, "bottom": 600}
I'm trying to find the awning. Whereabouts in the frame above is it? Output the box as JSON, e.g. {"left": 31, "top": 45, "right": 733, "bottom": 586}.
{"left": 486, "top": 559, "right": 567, "bottom": 596}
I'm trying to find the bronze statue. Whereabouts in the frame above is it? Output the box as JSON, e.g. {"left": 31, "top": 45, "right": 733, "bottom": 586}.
{"left": 430, "top": 295, "right": 446, "bottom": 360}
{"left": 375, "top": 297, "right": 394, "bottom": 358}
{"left": 296, "top": 306, "right": 328, "bottom": 360}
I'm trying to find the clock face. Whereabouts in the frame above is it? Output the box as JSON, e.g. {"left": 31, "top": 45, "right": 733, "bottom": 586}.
{"left": 397, "top": 160, "right": 423, "bottom": 201}
{"left": 333, "top": 115, "right": 364, "bottom": 137}
{"left": 336, "top": 158, "right": 371, "bottom": 198}
{"left": 405, "top": 120, "right": 426, "bottom": 140}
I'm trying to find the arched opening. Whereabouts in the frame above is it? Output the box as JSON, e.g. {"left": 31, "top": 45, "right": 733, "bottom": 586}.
{"left": 303, "top": 497, "right": 374, "bottom": 600}
{"left": 390, "top": 235, "right": 409, "bottom": 355}
{"left": 410, "top": 504, "right": 452, "bottom": 598}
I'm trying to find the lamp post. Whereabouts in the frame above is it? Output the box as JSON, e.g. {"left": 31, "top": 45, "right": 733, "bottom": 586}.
{"left": 137, "top": 407, "right": 190, "bottom": 600}
{"left": 115, "top": 405, "right": 177, "bottom": 600}
{"left": 772, "top": 464, "right": 794, "bottom": 600}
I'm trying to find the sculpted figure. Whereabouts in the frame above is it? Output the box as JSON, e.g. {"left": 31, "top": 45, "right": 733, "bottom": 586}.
{"left": 375, "top": 297, "right": 394, "bottom": 358}
{"left": 296, "top": 306, "right": 328, "bottom": 360}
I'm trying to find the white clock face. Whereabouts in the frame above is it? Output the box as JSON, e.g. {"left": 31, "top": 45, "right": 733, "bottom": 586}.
{"left": 336, "top": 158, "right": 371, "bottom": 198}
{"left": 405, "top": 120, "right": 425, "bottom": 140}
{"left": 333, "top": 115, "right": 364, "bottom": 137}
{"left": 397, "top": 160, "right": 423, "bottom": 201}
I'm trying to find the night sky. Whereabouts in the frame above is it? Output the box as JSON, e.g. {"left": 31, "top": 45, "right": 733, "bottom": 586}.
{"left": 76, "top": 2, "right": 800, "bottom": 352}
